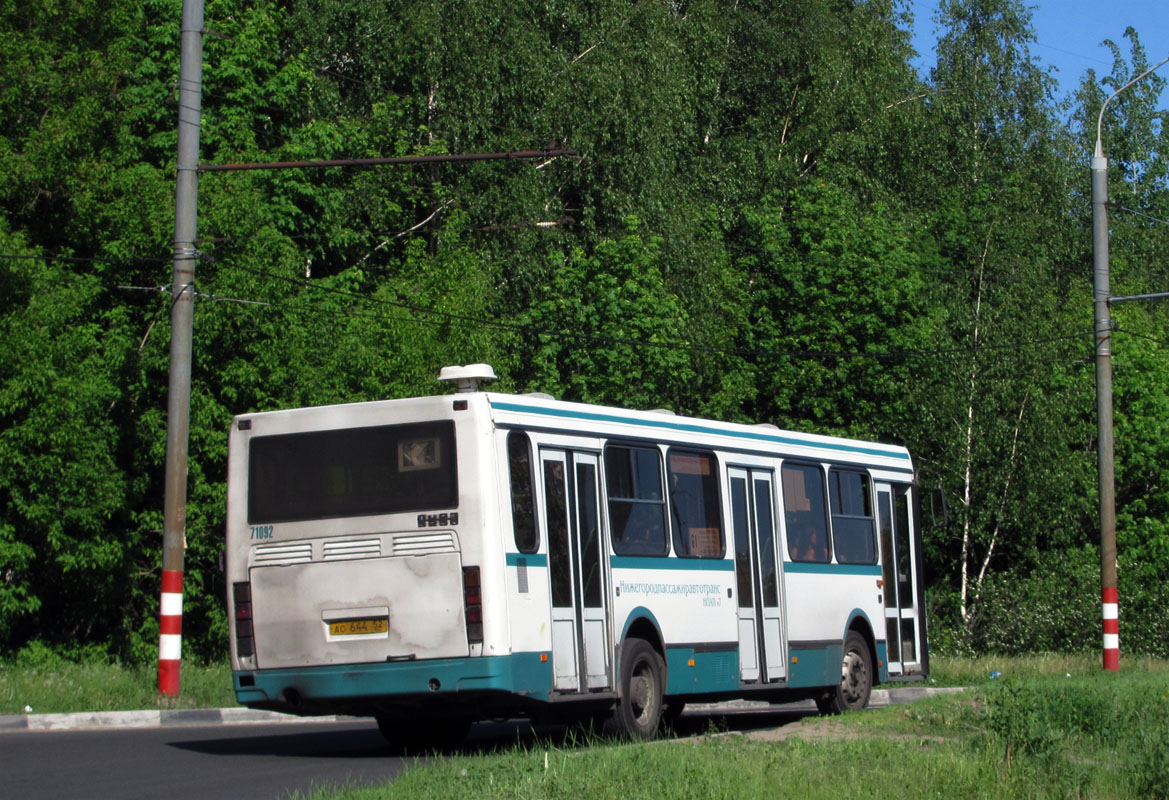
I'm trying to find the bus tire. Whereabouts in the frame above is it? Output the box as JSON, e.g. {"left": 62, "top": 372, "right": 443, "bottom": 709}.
{"left": 610, "top": 638, "right": 664, "bottom": 740}
{"left": 817, "top": 631, "right": 873, "bottom": 715}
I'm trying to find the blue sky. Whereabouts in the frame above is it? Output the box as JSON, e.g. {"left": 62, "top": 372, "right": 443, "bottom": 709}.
{"left": 907, "top": 0, "right": 1169, "bottom": 106}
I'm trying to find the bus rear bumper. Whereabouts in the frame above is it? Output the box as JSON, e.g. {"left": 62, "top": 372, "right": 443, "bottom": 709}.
{"left": 234, "top": 652, "right": 553, "bottom": 715}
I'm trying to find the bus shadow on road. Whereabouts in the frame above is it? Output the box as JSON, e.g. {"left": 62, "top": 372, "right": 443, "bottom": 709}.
{"left": 168, "top": 705, "right": 820, "bottom": 760}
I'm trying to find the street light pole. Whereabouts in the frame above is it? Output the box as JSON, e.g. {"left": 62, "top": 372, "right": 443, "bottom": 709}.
{"left": 1090, "top": 132, "right": 1118, "bottom": 672}
{"left": 1090, "top": 53, "right": 1169, "bottom": 673}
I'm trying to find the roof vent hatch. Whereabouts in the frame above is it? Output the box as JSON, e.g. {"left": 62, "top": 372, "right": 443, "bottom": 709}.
{"left": 438, "top": 364, "right": 498, "bottom": 393}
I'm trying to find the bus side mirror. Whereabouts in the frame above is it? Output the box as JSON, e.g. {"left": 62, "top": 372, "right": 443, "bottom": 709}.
{"left": 916, "top": 468, "right": 949, "bottom": 529}
{"left": 929, "top": 486, "right": 948, "bottom": 529}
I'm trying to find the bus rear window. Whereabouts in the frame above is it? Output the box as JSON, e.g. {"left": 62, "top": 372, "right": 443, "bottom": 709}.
{"left": 247, "top": 421, "right": 457, "bottom": 523}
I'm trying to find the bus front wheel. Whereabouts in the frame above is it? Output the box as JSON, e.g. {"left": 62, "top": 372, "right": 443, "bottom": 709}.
{"left": 610, "top": 637, "right": 664, "bottom": 740}
{"left": 816, "top": 631, "right": 873, "bottom": 714}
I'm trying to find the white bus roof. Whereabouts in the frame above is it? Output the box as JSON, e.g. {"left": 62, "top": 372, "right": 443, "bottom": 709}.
{"left": 232, "top": 390, "right": 913, "bottom": 473}
{"left": 482, "top": 392, "right": 912, "bottom": 472}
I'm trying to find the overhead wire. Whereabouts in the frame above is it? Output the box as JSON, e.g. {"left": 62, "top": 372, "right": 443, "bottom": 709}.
{"left": 0, "top": 247, "right": 1103, "bottom": 383}
{"left": 1109, "top": 205, "right": 1169, "bottom": 227}
{"left": 0, "top": 252, "right": 171, "bottom": 265}
{"left": 0, "top": 245, "right": 1101, "bottom": 367}
{"left": 201, "top": 256, "right": 1096, "bottom": 366}
{"left": 1113, "top": 326, "right": 1169, "bottom": 348}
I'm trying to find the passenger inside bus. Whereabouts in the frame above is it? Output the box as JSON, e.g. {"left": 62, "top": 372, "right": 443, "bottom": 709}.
{"left": 611, "top": 502, "right": 667, "bottom": 555}
{"left": 627, "top": 524, "right": 660, "bottom": 554}
{"left": 791, "top": 525, "right": 827, "bottom": 562}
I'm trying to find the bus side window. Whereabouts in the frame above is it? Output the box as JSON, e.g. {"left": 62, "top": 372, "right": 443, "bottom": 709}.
{"left": 667, "top": 449, "right": 724, "bottom": 558}
{"left": 605, "top": 445, "right": 668, "bottom": 556}
{"left": 782, "top": 463, "right": 829, "bottom": 562}
{"left": 829, "top": 469, "right": 876, "bottom": 564}
{"left": 508, "top": 432, "right": 539, "bottom": 553}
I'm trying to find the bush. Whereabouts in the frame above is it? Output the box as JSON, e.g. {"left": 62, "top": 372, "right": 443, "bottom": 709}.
{"left": 962, "top": 548, "right": 1098, "bottom": 655}
{"left": 944, "top": 546, "right": 1169, "bottom": 658}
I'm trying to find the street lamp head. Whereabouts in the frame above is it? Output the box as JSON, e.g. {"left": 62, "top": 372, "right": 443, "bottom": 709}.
{"left": 1095, "top": 53, "right": 1169, "bottom": 157}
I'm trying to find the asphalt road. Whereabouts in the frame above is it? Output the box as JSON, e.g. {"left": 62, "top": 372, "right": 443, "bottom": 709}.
{"left": 4, "top": 719, "right": 411, "bottom": 800}
{"left": 2, "top": 708, "right": 824, "bottom": 800}
{"left": 3, "top": 688, "right": 958, "bottom": 799}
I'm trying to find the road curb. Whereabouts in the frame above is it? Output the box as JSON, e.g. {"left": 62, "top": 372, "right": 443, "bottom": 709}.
{"left": 872, "top": 685, "right": 967, "bottom": 706}
{"left": 687, "top": 685, "right": 967, "bottom": 713}
{"left": 1, "top": 685, "right": 966, "bottom": 733}
{"left": 0, "top": 707, "right": 356, "bottom": 733}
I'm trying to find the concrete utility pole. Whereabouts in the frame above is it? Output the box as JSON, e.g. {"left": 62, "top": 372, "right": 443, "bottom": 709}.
{"left": 1090, "top": 53, "right": 1169, "bottom": 674}
{"left": 159, "top": 0, "right": 205, "bottom": 696}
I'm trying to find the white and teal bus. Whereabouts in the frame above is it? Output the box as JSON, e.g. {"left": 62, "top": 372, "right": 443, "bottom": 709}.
{"left": 226, "top": 365, "right": 928, "bottom": 744}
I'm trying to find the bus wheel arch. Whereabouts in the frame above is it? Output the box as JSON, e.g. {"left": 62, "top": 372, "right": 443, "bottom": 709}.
{"left": 817, "top": 626, "right": 875, "bottom": 715}
{"left": 847, "top": 614, "right": 879, "bottom": 684}
{"left": 621, "top": 614, "right": 665, "bottom": 654}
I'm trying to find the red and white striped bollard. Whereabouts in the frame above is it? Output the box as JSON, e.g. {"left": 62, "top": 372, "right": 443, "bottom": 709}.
{"left": 159, "top": 570, "right": 183, "bottom": 695}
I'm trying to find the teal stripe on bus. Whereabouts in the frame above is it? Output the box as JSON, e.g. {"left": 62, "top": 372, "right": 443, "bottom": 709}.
{"left": 665, "top": 646, "right": 739, "bottom": 694}
{"left": 488, "top": 399, "right": 911, "bottom": 461}
{"left": 610, "top": 555, "right": 735, "bottom": 572}
{"left": 787, "top": 645, "right": 838, "bottom": 687}
{"left": 234, "top": 652, "right": 554, "bottom": 705}
{"left": 506, "top": 552, "right": 548, "bottom": 567}
{"left": 784, "top": 561, "right": 882, "bottom": 577}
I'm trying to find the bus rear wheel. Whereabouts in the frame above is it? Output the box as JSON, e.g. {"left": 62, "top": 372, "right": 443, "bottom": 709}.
{"left": 609, "top": 638, "right": 664, "bottom": 740}
{"left": 816, "top": 631, "right": 873, "bottom": 714}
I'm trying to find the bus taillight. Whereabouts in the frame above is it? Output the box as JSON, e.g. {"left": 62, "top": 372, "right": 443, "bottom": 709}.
{"left": 462, "top": 567, "right": 483, "bottom": 645}
{"left": 233, "top": 581, "right": 255, "bottom": 658}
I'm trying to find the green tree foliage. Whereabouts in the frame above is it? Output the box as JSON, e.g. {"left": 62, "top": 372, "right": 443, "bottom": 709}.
{"left": 518, "top": 220, "right": 693, "bottom": 411}
{"left": 0, "top": 226, "right": 144, "bottom": 654}
{"left": 0, "top": 0, "right": 1167, "bottom": 663}
{"left": 910, "top": 0, "right": 1098, "bottom": 637}
{"left": 735, "top": 180, "right": 932, "bottom": 438}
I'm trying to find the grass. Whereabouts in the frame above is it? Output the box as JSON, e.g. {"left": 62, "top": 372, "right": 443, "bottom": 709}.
{"left": 927, "top": 651, "right": 1169, "bottom": 686}
{"left": 326, "top": 733, "right": 998, "bottom": 800}
{"left": 4, "top": 653, "right": 1168, "bottom": 797}
{"left": 0, "top": 659, "right": 236, "bottom": 714}
{"left": 306, "top": 669, "right": 1169, "bottom": 800}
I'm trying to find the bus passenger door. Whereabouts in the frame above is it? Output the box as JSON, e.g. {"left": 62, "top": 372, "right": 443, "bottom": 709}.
{"left": 574, "top": 453, "right": 610, "bottom": 689}
{"left": 729, "top": 467, "right": 786, "bottom": 683}
{"left": 876, "top": 482, "right": 924, "bottom": 676}
{"left": 541, "top": 449, "right": 611, "bottom": 693}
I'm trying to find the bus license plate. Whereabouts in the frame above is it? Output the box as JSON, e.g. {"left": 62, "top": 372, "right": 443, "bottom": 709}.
{"left": 329, "top": 618, "right": 388, "bottom": 636}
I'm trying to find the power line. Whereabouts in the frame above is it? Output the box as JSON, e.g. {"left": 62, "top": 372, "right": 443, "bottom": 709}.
{"left": 1114, "top": 326, "right": 1169, "bottom": 348}
{"left": 0, "top": 252, "right": 171, "bottom": 265}
{"left": 204, "top": 257, "right": 1095, "bottom": 365}
{"left": 210, "top": 257, "right": 523, "bottom": 332}
{"left": 199, "top": 146, "right": 578, "bottom": 173}
{"left": 0, "top": 246, "right": 1097, "bottom": 366}
{"left": 1109, "top": 204, "right": 1169, "bottom": 227}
